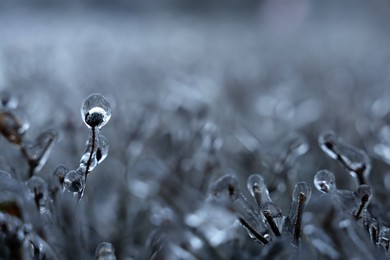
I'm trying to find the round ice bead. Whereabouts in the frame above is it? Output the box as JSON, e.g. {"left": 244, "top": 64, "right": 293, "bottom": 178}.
{"left": 81, "top": 93, "right": 111, "bottom": 129}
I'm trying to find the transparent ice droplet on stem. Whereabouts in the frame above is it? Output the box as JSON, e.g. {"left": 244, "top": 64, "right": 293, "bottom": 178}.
{"left": 95, "top": 134, "right": 109, "bottom": 164}
{"left": 0, "top": 90, "right": 18, "bottom": 110}
{"left": 353, "top": 184, "right": 372, "bottom": 219}
{"left": 260, "top": 201, "right": 283, "bottom": 235}
{"left": 64, "top": 169, "right": 84, "bottom": 193}
{"left": 314, "top": 169, "right": 336, "bottom": 194}
{"left": 96, "top": 242, "right": 117, "bottom": 260}
{"left": 81, "top": 93, "right": 111, "bottom": 129}
{"left": 247, "top": 174, "right": 271, "bottom": 206}
{"left": 79, "top": 152, "right": 98, "bottom": 173}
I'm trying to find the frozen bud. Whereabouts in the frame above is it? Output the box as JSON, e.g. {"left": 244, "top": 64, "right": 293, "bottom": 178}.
{"left": 81, "top": 93, "right": 111, "bottom": 129}
{"left": 314, "top": 169, "right": 336, "bottom": 194}
{"left": 96, "top": 242, "right": 117, "bottom": 260}
{"left": 25, "top": 176, "right": 49, "bottom": 211}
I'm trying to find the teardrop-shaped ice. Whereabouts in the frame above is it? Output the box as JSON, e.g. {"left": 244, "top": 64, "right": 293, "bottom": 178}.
{"left": 96, "top": 242, "right": 117, "bottom": 260}
{"left": 95, "top": 134, "right": 109, "bottom": 164}
{"left": 314, "top": 169, "right": 336, "bottom": 194}
{"left": 64, "top": 169, "right": 84, "bottom": 193}
{"left": 319, "top": 131, "right": 371, "bottom": 185}
{"left": 247, "top": 174, "right": 271, "bottom": 206}
{"left": 318, "top": 131, "right": 339, "bottom": 160}
{"left": 79, "top": 152, "right": 98, "bottom": 173}
{"left": 81, "top": 93, "right": 111, "bottom": 129}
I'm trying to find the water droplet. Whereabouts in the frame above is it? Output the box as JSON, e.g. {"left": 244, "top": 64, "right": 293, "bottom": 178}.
{"left": 96, "top": 242, "right": 117, "bottom": 260}
{"left": 0, "top": 110, "right": 29, "bottom": 144}
{"left": 64, "top": 169, "right": 84, "bottom": 193}
{"left": 0, "top": 90, "right": 18, "bottom": 110}
{"left": 81, "top": 93, "right": 111, "bottom": 129}
{"left": 314, "top": 169, "right": 336, "bottom": 194}
{"left": 211, "top": 174, "right": 240, "bottom": 201}
{"left": 96, "top": 134, "right": 109, "bottom": 164}
{"left": 247, "top": 174, "right": 271, "bottom": 206}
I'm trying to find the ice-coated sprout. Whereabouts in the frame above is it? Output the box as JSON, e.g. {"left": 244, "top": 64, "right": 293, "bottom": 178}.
{"left": 0, "top": 110, "right": 30, "bottom": 144}
{"left": 0, "top": 90, "right": 18, "bottom": 110}
{"left": 247, "top": 174, "right": 271, "bottom": 206}
{"left": 318, "top": 131, "right": 339, "bottom": 160}
{"left": 95, "top": 242, "right": 117, "bottom": 260}
{"left": 211, "top": 174, "right": 240, "bottom": 201}
{"left": 22, "top": 130, "right": 58, "bottom": 174}
{"left": 314, "top": 169, "right": 336, "bottom": 194}
{"left": 25, "top": 176, "right": 49, "bottom": 211}
{"left": 353, "top": 185, "right": 372, "bottom": 219}
{"left": 261, "top": 201, "right": 282, "bottom": 236}
{"left": 293, "top": 182, "right": 312, "bottom": 205}
{"left": 81, "top": 93, "right": 111, "bottom": 129}
{"left": 49, "top": 165, "right": 68, "bottom": 195}
{"left": 64, "top": 169, "right": 84, "bottom": 193}
{"left": 96, "top": 134, "right": 109, "bottom": 164}
{"left": 318, "top": 131, "right": 371, "bottom": 186}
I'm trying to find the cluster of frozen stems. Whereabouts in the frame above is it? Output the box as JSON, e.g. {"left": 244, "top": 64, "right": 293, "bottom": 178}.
{"left": 0, "top": 91, "right": 390, "bottom": 259}
{"left": 0, "top": 92, "right": 116, "bottom": 259}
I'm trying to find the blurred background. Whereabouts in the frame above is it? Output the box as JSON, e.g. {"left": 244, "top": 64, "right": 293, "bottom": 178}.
{"left": 1, "top": 0, "right": 390, "bottom": 258}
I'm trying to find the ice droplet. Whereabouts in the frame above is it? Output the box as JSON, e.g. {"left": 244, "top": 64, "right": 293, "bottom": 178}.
{"left": 81, "top": 93, "right": 111, "bottom": 129}
{"left": 96, "top": 242, "right": 117, "bottom": 260}
{"left": 96, "top": 134, "right": 109, "bottom": 164}
{"left": 79, "top": 152, "right": 98, "bottom": 172}
{"left": 64, "top": 169, "right": 84, "bottom": 193}
{"left": 314, "top": 169, "right": 336, "bottom": 194}
{"left": 49, "top": 165, "right": 68, "bottom": 195}
{"left": 247, "top": 174, "right": 271, "bottom": 206}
